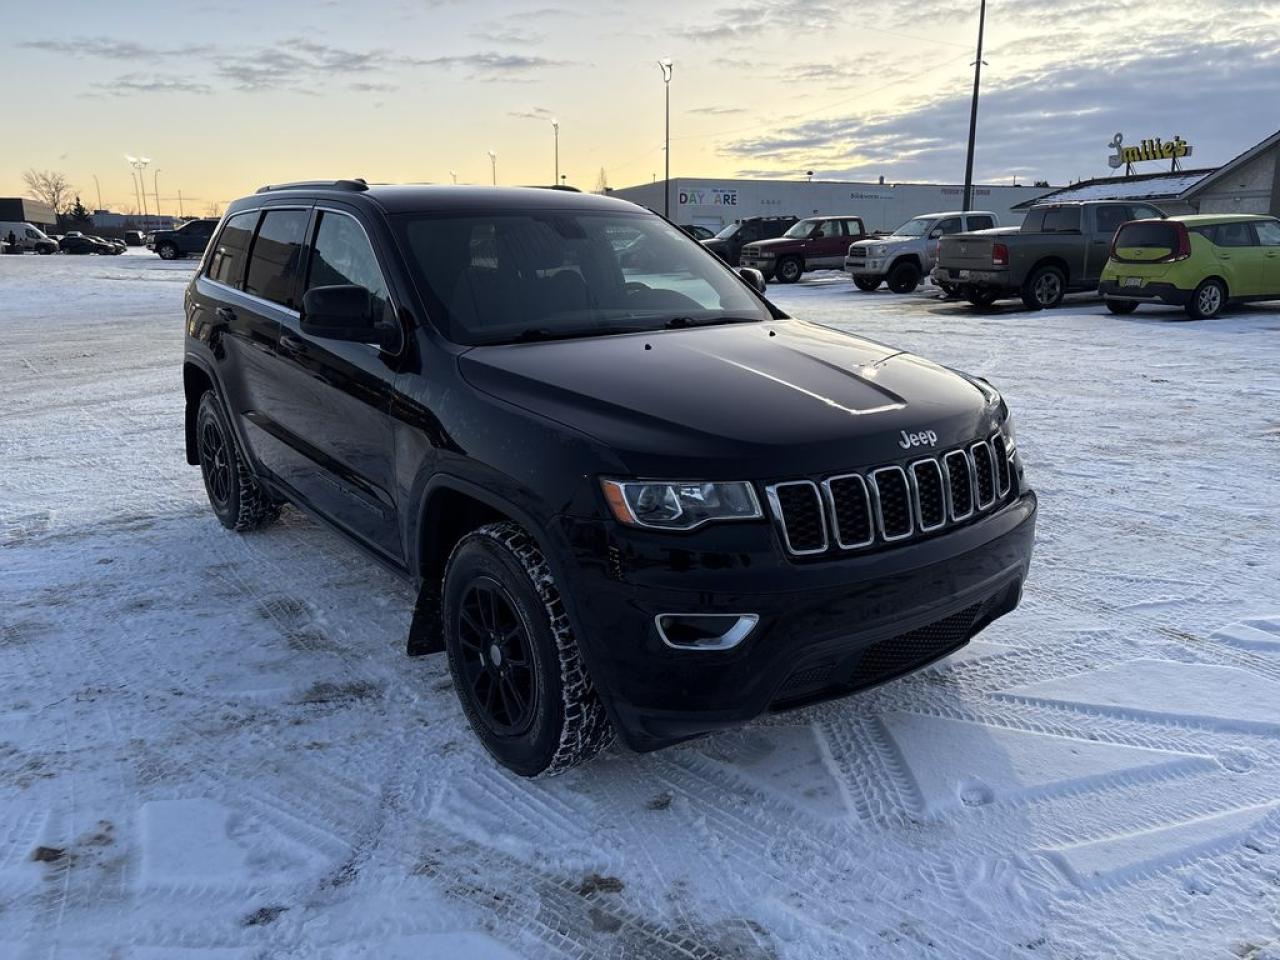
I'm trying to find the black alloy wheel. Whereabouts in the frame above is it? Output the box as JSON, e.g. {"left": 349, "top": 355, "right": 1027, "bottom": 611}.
{"left": 853, "top": 276, "right": 881, "bottom": 292}
{"left": 454, "top": 578, "right": 538, "bottom": 737}
{"left": 775, "top": 256, "right": 802, "bottom": 283}
{"left": 199, "top": 411, "right": 233, "bottom": 511}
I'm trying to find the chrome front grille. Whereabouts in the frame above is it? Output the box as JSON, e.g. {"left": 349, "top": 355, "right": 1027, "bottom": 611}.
{"left": 767, "top": 433, "right": 1015, "bottom": 557}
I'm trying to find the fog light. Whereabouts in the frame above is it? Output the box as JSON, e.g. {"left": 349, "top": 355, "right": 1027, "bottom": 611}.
{"left": 655, "top": 613, "right": 758, "bottom": 651}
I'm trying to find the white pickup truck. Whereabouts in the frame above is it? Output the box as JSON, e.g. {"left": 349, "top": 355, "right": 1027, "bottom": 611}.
{"left": 845, "top": 210, "right": 999, "bottom": 293}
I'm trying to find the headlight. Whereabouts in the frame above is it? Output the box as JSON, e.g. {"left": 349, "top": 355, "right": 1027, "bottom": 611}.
{"left": 872, "top": 245, "right": 889, "bottom": 257}
{"left": 601, "top": 479, "right": 762, "bottom": 530}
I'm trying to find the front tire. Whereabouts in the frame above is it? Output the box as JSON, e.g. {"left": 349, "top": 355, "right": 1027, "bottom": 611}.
{"left": 886, "top": 260, "right": 921, "bottom": 294}
{"left": 1185, "top": 279, "right": 1225, "bottom": 320}
{"left": 853, "top": 276, "right": 881, "bottom": 292}
{"left": 157, "top": 242, "right": 179, "bottom": 260}
{"left": 196, "top": 391, "right": 280, "bottom": 531}
{"left": 1022, "top": 265, "right": 1066, "bottom": 310}
{"left": 1105, "top": 299, "right": 1138, "bottom": 315}
{"left": 442, "top": 522, "right": 614, "bottom": 777}
{"left": 775, "top": 256, "right": 802, "bottom": 284}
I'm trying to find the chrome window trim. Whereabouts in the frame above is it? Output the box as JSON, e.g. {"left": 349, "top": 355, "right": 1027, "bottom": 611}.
{"left": 766, "top": 480, "right": 829, "bottom": 556}
{"left": 942, "top": 449, "right": 975, "bottom": 522}
{"left": 970, "top": 440, "right": 997, "bottom": 510}
{"left": 908, "top": 458, "right": 948, "bottom": 533}
{"left": 203, "top": 276, "right": 300, "bottom": 319}
{"left": 821, "top": 473, "right": 874, "bottom": 549}
{"left": 869, "top": 466, "right": 914, "bottom": 542}
{"left": 990, "top": 432, "right": 1012, "bottom": 497}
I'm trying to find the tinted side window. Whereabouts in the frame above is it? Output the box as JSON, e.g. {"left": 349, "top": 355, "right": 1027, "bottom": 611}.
{"left": 844, "top": 218, "right": 865, "bottom": 236}
{"left": 936, "top": 217, "right": 963, "bottom": 235}
{"left": 1254, "top": 220, "right": 1280, "bottom": 246}
{"left": 244, "top": 209, "right": 309, "bottom": 309}
{"left": 1022, "top": 209, "right": 1047, "bottom": 231}
{"left": 1128, "top": 205, "right": 1163, "bottom": 221}
{"left": 306, "top": 211, "right": 390, "bottom": 319}
{"left": 1094, "top": 205, "right": 1130, "bottom": 234}
{"left": 1211, "top": 222, "right": 1255, "bottom": 247}
{"left": 207, "top": 211, "right": 258, "bottom": 287}
{"left": 966, "top": 215, "right": 995, "bottom": 231}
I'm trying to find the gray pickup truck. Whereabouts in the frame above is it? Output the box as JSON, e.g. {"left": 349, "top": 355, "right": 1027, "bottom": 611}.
{"left": 933, "top": 200, "right": 1166, "bottom": 309}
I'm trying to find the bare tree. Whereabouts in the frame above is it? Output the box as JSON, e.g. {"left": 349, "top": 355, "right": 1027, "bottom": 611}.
{"left": 22, "top": 169, "right": 75, "bottom": 215}
{"left": 204, "top": 201, "right": 222, "bottom": 218}
{"left": 594, "top": 166, "right": 609, "bottom": 194}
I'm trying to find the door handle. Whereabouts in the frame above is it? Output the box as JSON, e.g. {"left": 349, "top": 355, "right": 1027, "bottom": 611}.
{"left": 279, "top": 333, "right": 307, "bottom": 354}
{"left": 215, "top": 306, "right": 236, "bottom": 322}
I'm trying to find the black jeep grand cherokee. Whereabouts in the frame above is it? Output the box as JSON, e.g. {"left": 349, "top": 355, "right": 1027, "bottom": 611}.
{"left": 183, "top": 181, "right": 1035, "bottom": 776}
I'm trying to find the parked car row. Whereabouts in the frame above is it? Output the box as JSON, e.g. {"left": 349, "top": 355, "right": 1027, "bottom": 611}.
{"left": 57, "top": 232, "right": 127, "bottom": 255}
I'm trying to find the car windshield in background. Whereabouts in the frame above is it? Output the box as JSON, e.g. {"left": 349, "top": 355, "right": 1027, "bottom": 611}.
{"left": 395, "top": 211, "right": 771, "bottom": 346}
{"left": 713, "top": 223, "right": 739, "bottom": 240}
{"left": 890, "top": 218, "right": 931, "bottom": 238}
{"left": 783, "top": 218, "right": 818, "bottom": 238}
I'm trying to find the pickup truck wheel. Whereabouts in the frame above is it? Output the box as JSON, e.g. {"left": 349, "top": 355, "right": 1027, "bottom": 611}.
{"left": 1185, "top": 278, "right": 1225, "bottom": 320}
{"left": 775, "top": 256, "right": 802, "bottom": 283}
{"left": 853, "top": 276, "right": 881, "bottom": 292}
{"left": 1022, "top": 265, "right": 1065, "bottom": 310}
{"left": 1105, "top": 299, "right": 1138, "bottom": 315}
{"left": 442, "top": 522, "right": 614, "bottom": 777}
{"left": 196, "top": 391, "right": 280, "bottom": 532}
{"left": 157, "top": 242, "right": 179, "bottom": 260}
{"left": 886, "top": 261, "right": 921, "bottom": 294}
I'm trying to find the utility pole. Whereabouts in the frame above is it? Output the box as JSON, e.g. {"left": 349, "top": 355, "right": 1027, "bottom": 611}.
{"left": 92, "top": 174, "right": 103, "bottom": 211}
{"left": 551, "top": 118, "right": 560, "bottom": 185}
{"left": 178, "top": 189, "right": 185, "bottom": 218}
{"left": 488, "top": 150, "right": 497, "bottom": 186}
{"left": 962, "top": 0, "right": 987, "bottom": 211}
{"left": 127, "top": 156, "right": 151, "bottom": 220}
{"left": 129, "top": 170, "right": 142, "bottom": 216}
{"left": 153, "top": 169, "right": 162, "bottom": 218}
{"left": 658, "top": 59, "right": 673, "bottom": 218}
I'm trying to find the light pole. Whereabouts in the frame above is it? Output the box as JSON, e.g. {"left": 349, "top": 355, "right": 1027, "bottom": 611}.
{"left": 126, "top": 156, "right": 151, "bottom": 220}
{"left": 487, "top": 150, "right": 497, "bottom": 186}
{"left": 449, "top": 170, "right": 457, "bottom": 184}
{"left": 658, "top": 59, "right": 673, "bottom": 219}
{"left": 178, "top": 189, "right": 185, "bottom": 218}
{"left": 551, "top": 118, "right": 560, "bottom": 185}
{"left": 153, "top": 169, "right": 162, "bottom": 218}
{"left": 962, "top": 0, "right": 987, "bottom": 211}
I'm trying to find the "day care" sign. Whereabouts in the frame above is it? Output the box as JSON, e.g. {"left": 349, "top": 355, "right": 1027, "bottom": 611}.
{"left": 679, "top": 187, "right": 738, "bottom": 206}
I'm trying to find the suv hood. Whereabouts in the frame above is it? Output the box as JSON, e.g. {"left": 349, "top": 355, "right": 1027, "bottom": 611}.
{"left": 459, "top": 320, "right": 1001, "bottom": 478}
{"left": 851, "top": 235, "right": 911, "bottom": 249}
{"left": 747, "top": 236, "right": 804, "bottom": 251}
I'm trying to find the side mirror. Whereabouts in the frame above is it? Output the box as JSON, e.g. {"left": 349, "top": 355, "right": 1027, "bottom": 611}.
{"left": 738, "top": 267, "right": 767, "bottom": 294}
{"left": 301, "top": 284, "right": 396, "bottom": 348}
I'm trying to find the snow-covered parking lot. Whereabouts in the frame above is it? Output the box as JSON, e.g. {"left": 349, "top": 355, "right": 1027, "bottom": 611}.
{"left": 3, "top": 251, "right": 1280, "bottom": 960}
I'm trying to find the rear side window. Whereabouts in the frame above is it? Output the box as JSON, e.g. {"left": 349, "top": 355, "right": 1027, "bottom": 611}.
{"left": 244, "top": 209, "right": 309, "bottom": 309}
{"left": 1022, "top": 209, "right": 1046, "bottom": 231}
{"left": 1115, "top": 222, "right": 1179, "bottom": 249}
{"left": 1094, "top": 205, "right": 1131, "bottom": 234}
{"left": 844, "top": 218, "right": 865, "bottom": 235}
{"left": 207, "top": 211, "right": 258, "bottom": 287}
{"left": 1255, "top": 220, "right": 1280, "bottom": 246}
{"left": 966, "top": 215, "right": 995, "bottom": 231}
{"left": 935, "top": 217, "right": 963, "bottom": 235}
{"left": 1042, "top": 207, "right": 1081, "bottom": 232}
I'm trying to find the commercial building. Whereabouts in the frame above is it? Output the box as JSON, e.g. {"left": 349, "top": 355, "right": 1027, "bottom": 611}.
{"left": 608, "top": 177, "right": 1051, "bottom": 233}
{"left": 90, "top": 210, "right": 177, "bottom": 231}
{"left": 0, "top": 198, "right": 56, "bottom": 230}
{"left": 1013, "top": 128, "right": 1280, "bottom": 215}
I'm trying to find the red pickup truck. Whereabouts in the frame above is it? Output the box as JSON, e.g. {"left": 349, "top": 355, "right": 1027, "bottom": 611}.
{"left": 738, "top": 215, "right": 869, "bottom": 283}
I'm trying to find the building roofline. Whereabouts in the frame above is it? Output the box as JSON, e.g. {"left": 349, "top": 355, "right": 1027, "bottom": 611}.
{"left": 1184, "top": 128, "right": 1280, "bottom": 198}
{"left": 1010, "top": 168, "right": 1215, "bottom": 209}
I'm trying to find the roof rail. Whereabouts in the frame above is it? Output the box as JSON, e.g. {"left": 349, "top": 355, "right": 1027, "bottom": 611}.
{"left": 255, "top": 178, "right": 368, "bottom": 194}
{"left": 521, "top": 184, "right": 581, "bottom": 192}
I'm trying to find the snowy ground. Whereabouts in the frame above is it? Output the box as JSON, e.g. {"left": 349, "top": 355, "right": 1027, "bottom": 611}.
{"left": 2, "top": 251, "right": 1279, "bottom": 960}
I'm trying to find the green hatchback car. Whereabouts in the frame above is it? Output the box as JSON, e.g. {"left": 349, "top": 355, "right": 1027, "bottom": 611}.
{"left": 1099, "top": 214, "right": 1280, "bottom": 320}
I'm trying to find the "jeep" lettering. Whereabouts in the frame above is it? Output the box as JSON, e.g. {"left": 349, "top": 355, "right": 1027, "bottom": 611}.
{"left": 898, "top": 429, "right": 938, "bottom": 450}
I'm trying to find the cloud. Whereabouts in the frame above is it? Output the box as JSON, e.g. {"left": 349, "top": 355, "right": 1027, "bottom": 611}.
{"left": 683, "top": 0, "right": 848, "bottom": 41}
{"left": 81, "top": 74, "right": 214, "bottom": 98}
{"left": 472, "top": 24, "right": 547, "bottom": 45}
{"left": 350, "top": 81, "right": 399, "bottom": 93}
{"left": 508, "top": 107, "right": 556, "bottom": 120}
{"left": 687, "top": 106, "right": 747, "bottom": 116}
{"left": 409, "top": 52, "right": 577, "bottom": 78}
{"left": 19, "top": 37, "right": 213, "bottom": 60}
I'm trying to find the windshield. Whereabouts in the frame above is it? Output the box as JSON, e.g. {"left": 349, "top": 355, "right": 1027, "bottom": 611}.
{"left": 783, "top": 218, "right": 819, "bottom": 238}
{"left": 394, "top": 210, "right": 772, "bottom": 346}
{"left": 712, "top": 223, "right": 739, "bottom": 240}
{"left": 888, "top": 218, "right": 931, "bottom": 238}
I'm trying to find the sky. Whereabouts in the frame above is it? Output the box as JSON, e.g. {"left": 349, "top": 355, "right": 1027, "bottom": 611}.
{"left": 3, "top": 0, "right": 1278, "bottom": 215}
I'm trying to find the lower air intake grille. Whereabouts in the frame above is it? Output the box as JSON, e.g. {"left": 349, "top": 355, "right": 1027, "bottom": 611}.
{"left": 849, "top": 603, "right": 982, "bottom": 690}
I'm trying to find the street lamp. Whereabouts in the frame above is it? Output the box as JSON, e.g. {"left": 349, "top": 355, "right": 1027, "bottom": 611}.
{"left": 551, "top": 118, "right": 560, "bottom": 185}
{"left": 126, "top": 156, "right": 151, "bottom": 219}
{"left": 658, "top": 59, "right": 673, "bottom": 219}
{"left": 487, "top": 150, "right": 497, "bottom": 186}
{"left": 153, "top": 169, "right": 162, "bottom": 218}
{"left": 449, "top": 170, "right": 458, "bottom": 184}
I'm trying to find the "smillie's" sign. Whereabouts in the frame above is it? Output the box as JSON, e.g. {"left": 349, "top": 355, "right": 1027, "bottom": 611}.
{"left": 1108, "top": 132, "right": 1193, "bottom": 169}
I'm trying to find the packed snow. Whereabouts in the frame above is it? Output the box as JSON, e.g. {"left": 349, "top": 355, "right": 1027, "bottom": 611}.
{"left": 2, "top": 251, "right": 1279, "bottom": 959}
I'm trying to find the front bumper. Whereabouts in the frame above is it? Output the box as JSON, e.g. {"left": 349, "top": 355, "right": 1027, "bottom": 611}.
{"left": 739, "top": 255, "right": 775, "bottom": 273}
{"left": 1098, "top": 279, "right": 1192, "bottom": 306}
{"left": 555, "top": 491, "right": 1037, "bottom": 751}
{"left": 845, "top": 258, "right": 884, "bottom": 277}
